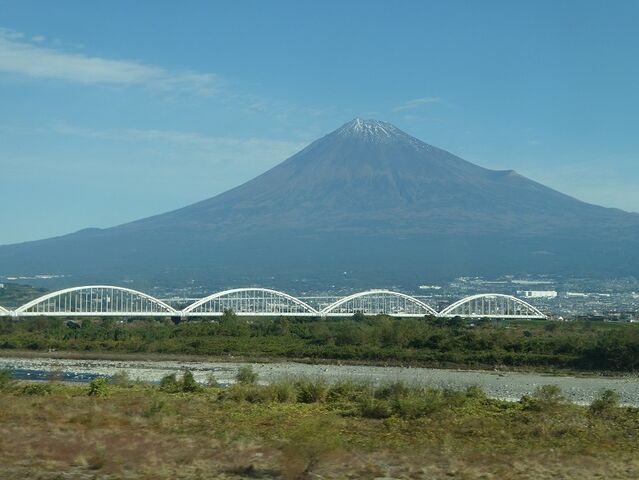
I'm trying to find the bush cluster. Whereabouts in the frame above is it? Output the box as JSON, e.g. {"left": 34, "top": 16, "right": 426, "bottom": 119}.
{"left": 235, "top": 365, "right": 258, "bottom": 385}
{"left": 521, "top": 384, "right": 566, "bottom": 412}
{"left": 21, "top": 383, "right": 52, "bottom": 396}
{"left": 358, "top": 383, "right": 477, "bottom": 419}
{"left": 589, "top": 389, "right": 621, "bottom": 416}
{"left": 217, "top": 377, "right": 488, "bottom": 420}
{"left": 88, "top": 377, "right": 109, "bottom": 397}
{"left": 213, "top": 378, "right": 630, "bottom": 424}
{"left": 0, "top": 367, "right": 629, "bottom": 429}
{"left": 159, "top": 370, "right": 203, "bottom": 393}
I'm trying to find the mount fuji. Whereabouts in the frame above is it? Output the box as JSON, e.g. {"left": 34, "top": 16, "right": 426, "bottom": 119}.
{"left": 1, "top": 119, "right": 638, "bottom": 289}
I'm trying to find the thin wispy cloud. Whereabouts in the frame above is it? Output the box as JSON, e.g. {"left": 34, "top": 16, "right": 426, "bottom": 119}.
{"left": 393, "top": 96, "right": 443, "bottom": 112}
{"left": 45, "top": 121, "right": 307, "bottom": 169}
{"left": 0, "top": 28, "right": 219, "bottom": 96}
{"left": 50, "top": 121, "right": 302, "bottom": 148}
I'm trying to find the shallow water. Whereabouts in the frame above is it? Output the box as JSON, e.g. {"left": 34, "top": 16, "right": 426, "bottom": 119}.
{"left": 12, "top": 368, "right": 101, "bottom": 383}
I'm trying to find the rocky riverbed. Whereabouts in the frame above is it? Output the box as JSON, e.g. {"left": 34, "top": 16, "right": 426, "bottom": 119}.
{"left": 1, "top": 356, "right": 638, "bottom": 405}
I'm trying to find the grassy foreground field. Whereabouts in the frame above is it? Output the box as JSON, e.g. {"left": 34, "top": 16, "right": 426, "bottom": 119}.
{"left": 1, "top": 372, "right": 638, "bottom": 479}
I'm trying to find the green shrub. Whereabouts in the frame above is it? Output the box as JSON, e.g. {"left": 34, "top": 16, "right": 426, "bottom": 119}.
{"left": 266, "top": 379, "right": 297, "bottom": 403}
{"left": 392, "top": 389, "right": 446, "bottom": 418}
{"left": 358, "top": 397, "right": 392, "bottom": 419}
{"left": 534, "top": 384, "right": 564, "bottom": 403}
{"left": 465, "top": 385, "right": 487, "bottom": 401}
{"left": 223, "top": 384, "right": 268, "bottom": 403}
{"left": 22, "top": 383, "right": 52, "bottom": 396}
{"left": 87, "top": 377, "right": 109, "bottom": 397}
{"left": 589, "top": 389, "right": 620, "bottom": 415}
{"left": 158, "top": 371, "right": 203, "bottom": 393}
{"left": 221, "top": 380, "right": 298, "bottom": 404}
{"left": 296, "top": 379, "right": 328, "bottom": 403}
{"left": 159, "top": 373, "right": 181, "bottom": 393}
{"left": 327, "top": 379, "right": 366, "bottom": 402}
{"left": 109, "top": 370, "right": 131, "bottom": 387}
{"left": 0, "top": 369, "right": 15, "bottom": 392}
{"left": 441, "top": 388, "right": 469, "bottom": 408}
{"left": 375, "top": 381, "right": 411, "bottom": 400}
{"left": 521, "top": 384, "right": 565, "bottom": 411}
{"left": 355, "top": 384, "right": 472, "bottom": 419}
{"left": 235, "top": 365, "right": 258, "bottom": 385}
{"left": 181, "top": 370, "right": 202, "bottom": 393}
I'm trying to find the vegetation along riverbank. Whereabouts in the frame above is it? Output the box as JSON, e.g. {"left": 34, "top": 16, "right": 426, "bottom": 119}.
{"left": 1, "top": 312, "right": 638, "bottom": 373}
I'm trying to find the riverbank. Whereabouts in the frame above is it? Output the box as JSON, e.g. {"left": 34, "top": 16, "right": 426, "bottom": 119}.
{"left": 0, "top": 348, "right": 630, "bottom": 377}
{"left": 2, "top": 354, "right": 639, "bottom": 405}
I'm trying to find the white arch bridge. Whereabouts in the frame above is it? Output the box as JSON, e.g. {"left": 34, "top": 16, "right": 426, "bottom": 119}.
{"left": 0, "top": 286, "right": 546, "bottom": 319}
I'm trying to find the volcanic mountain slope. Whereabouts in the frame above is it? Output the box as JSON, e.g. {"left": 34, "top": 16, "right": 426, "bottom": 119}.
{"left": 127, "top": 118, "right": 636, "bottom": 236}
{"left": 1, "top": 119, "right": 638, "bottom": 287}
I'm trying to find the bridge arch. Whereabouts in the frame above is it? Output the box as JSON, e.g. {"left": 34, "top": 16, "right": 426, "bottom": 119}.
{"left": 0, "top": 305, "right": 9, "bottom": 316}
{"left": 183, "top": 288, "right": 319, "bottom": 316}
{"left": 438, "top": 294, "right": 546, "bottom": 319}
{"left": 15, "top": 286, "right": 177, "bottom": 316}
{"left": 321, "top": 289, "right": 438, "bottom": 317}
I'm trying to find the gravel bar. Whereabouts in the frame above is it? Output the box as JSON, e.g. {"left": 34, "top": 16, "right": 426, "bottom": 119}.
{"left": 1, "top": 356, "right": 638, "bottom": 405}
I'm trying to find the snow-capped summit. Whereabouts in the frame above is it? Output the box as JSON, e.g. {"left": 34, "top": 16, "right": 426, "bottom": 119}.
{"left": 336, "top": 118, "right": 402, "bottom": 141}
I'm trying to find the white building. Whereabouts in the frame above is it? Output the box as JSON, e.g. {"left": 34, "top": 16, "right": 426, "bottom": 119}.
{"left": 520, "top": 290, "right": 557, "bottom": 299}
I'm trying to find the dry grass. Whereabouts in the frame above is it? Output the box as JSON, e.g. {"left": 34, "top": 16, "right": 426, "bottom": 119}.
{"left": 0, "top": 381, "right": 637, "bottom": 479}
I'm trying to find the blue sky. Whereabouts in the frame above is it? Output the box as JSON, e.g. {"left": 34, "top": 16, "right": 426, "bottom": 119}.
{"left": 1, "top": 0, "right": 638, "bottom": 245}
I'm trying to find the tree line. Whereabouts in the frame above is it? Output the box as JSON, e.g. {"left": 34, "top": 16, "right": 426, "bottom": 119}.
{"left": 0, "top": 311, "right": 637, "bottom": 371}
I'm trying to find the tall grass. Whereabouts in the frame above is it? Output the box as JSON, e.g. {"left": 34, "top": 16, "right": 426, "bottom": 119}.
{"left": 0, "top": 378, "right": 637, "bottom": 479}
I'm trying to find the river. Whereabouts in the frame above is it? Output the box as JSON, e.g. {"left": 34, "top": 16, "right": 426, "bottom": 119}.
{"left": 1, "top": 356, "right": 638, "bottom": 405}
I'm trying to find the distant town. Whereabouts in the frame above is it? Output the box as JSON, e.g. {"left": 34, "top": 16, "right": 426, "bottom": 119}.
{"left": 413, "top": 275, "right": 639, "bottom": 321}
{"left": 3, "top": 273, "right": 637, "bottom": 321}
